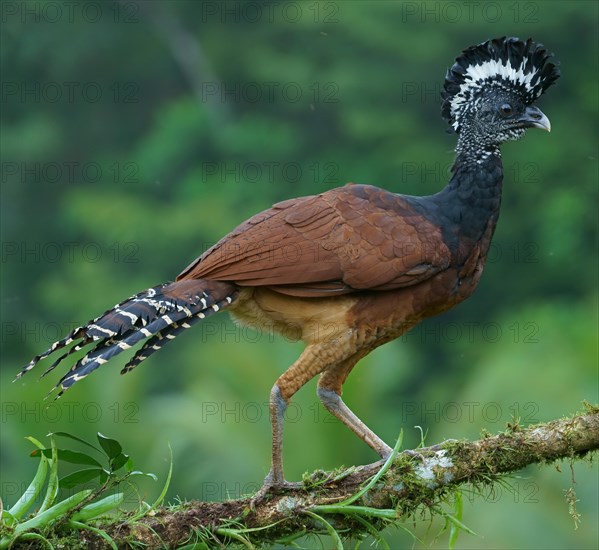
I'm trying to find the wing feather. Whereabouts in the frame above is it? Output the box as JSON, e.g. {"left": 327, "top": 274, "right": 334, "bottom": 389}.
{"left": 178, "top": 185, "right": 451, "bottom": 295}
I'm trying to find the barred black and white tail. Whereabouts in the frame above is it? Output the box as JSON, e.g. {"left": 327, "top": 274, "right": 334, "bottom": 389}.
{"left": 15, "top": 279, "right": 238, "bottom": 398}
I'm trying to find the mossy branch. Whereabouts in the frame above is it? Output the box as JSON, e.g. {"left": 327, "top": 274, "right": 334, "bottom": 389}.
{"left": 12, "top": 409, "right": 599, "bottom": 548}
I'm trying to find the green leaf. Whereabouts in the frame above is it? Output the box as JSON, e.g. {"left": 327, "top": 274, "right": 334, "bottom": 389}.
{"left": 110, "top": 452, "right": 129, "bottom": 472}
{"left": 1, "top": 509, "right": 17, "bottom": 525}
{"left": 216, "top": 528, "right": 256, "bottom": 549}
{"left": 352, "top": 516, "right": 391, "bottom": 550}
{"left": 147, "top": 444, "right": 171, "bottom": 505}
{"left": 312, "top": 504, "right": 397, "bottom": 519}
{"left": 12, "top": 490, "right": 92, "bottom": 538}
{"left": 68, "top": 521, "right": 118, "bottom": 550}
{"left": 6, "top": 532, "right": 53, "bottom": 549}
{"left": 442, "top": 508, "right": 477, "bottom": 537}
{"left": 448, "top": 492, "right": 463, "bottom": 549}
{"left": 32, "top": 449, "right": 102, "bottom": 468}
{"left": 97, "top": 433, "right": 122, "bottom": 460}
{"left": 38, "top": 436, "right": 58, "bottom": 513}
{"left": 24, "top": 436, "right": 45, "bottom": 450}
{"left": 59, "top": 468, "right": 104, "bottom": 489}
{"left": 129, "top": 471, "right": 158, "bottom": 481}
{"left": 336, "top": 429, "right": 404, "bottom": 507}
{"left": 49, "top": 432, "right": 101, "bottom": 454}
{"left": 303, "top": 510, "right": 343, "bottom": 550}
{"left": 129, "top": 443, "right": 171, "bottom": 521}
{"left": 9, "top": 441, "right": 48, "bottom": 520}
{"left": 71, "top": 493, "right": 124, "bottom": 522}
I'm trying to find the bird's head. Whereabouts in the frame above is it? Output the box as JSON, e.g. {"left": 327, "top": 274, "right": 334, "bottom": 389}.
{"left": 441, "top": 37, "right": 560, "bottom": 150}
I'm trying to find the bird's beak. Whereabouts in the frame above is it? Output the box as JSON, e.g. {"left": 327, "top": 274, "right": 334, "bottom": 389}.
{"left": 518, "top": 105, "right": 551, "bottom": 132}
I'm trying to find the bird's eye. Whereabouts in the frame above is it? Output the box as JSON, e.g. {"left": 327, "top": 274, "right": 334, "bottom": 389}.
{"left": 499, "top": 103, "right": 513, "bottom": 117}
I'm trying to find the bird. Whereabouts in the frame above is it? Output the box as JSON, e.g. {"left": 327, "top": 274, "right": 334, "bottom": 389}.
{"left": 17, "top": 37, "right": 559, "bottom": 492}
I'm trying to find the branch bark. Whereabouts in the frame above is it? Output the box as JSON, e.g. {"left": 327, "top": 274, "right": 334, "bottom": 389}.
{"left": 38, "top": 410, "right": 599, "bottom": 547}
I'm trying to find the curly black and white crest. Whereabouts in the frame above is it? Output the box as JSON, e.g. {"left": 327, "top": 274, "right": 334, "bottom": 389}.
{"left": 441, "top": 37, "right": 560, "bottom": 132}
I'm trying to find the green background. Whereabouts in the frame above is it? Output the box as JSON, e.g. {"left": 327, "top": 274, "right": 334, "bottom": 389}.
{"left": 1, "top": 1, "right": 597, "bottom": 548}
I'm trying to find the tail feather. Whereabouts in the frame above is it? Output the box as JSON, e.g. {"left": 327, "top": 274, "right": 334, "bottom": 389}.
{"left": 120, "top": 311, "right": 207, "bottom": 375}
{"left": 16, "top": 279, "right": 238, "bottom": 398}
{"left": 14, "top": 285, "right": 170, "bottom": 380}
{"left": 16, "top": 327, "right": 87, "bottom": 379}
{"left": 39, "top": 338, "right": 93, "bottom": 379}
{"left": 53, "top": 295, "right": 233, "bottom": 397}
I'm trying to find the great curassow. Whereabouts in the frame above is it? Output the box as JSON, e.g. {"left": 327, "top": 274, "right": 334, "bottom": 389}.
{"left": 17, "top": 37, "right": 559, "bottom": 491}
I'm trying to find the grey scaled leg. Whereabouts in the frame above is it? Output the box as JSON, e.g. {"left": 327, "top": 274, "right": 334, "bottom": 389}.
{"left": 253, "top": 345, "right": 331, "bottom": 499}
{"left": 262, "top": 384, "right": 301, "bottom": 489}
{"left": 317, "top": 358, "right": 393, "bottom": 459}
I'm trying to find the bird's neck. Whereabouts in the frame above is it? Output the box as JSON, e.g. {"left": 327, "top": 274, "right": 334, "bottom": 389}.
{"left": 433, "top": 145, "right": 504, "bottom": 244}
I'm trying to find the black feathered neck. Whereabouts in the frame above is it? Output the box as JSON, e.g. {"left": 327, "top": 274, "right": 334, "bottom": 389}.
{"left": 427, "top": 150, "right": 504, "bottom": 247}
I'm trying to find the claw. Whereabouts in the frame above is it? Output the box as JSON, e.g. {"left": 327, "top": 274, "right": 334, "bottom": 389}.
{"left": 250, "top": 471, "right": 304, "bottom": 508}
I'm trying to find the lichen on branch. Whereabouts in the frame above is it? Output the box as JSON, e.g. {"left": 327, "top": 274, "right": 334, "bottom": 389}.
{"left": 6, "top": 409, "right": 597, "bottom": 548}
{"left": 102, "top": 408, "right": 599, "bottom": 548}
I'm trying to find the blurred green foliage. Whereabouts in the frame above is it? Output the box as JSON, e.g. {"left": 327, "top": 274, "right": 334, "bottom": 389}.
{"left": 1, "top": 1, "right": 597, "bottom": 548}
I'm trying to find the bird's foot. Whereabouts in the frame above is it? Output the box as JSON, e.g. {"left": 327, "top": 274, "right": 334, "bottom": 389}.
{"left": 403, "top": 440, "right": 457, "bottom": 462}
{"left": 403, "top": 449, "right": 427, "bottom": 463}
{"left": 250, "top": 471, "right": 304, "bottom": 507}
{"left": 378, "top": 443, "right": 394, "bottom": 460}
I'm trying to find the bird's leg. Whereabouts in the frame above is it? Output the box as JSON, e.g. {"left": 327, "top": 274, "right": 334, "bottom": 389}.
{"left": 317, "top": 388, "right": 393, "bottom": 458}
{"left": 317, "top": 360, "right": 393, "bottom": 459}
{"left": 254, "top": 345, "right": 331, "bottom": 498}
{"left": 318, "top": 364, "right": 439, "bottom": 465}
{"left": 262, "top": 384, "right": 299, "bottom": 490}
